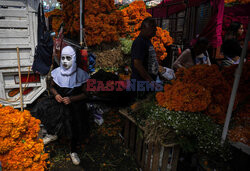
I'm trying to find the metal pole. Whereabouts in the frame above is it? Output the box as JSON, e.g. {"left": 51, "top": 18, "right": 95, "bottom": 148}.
{"left": 17, "top": 47, "right": 24, "bottom": 111}
{"left": 80, "top": 0, "right": 83, "bottom": 45}
{"left": 221, "top": 23, "right": 250, "bottom": 144}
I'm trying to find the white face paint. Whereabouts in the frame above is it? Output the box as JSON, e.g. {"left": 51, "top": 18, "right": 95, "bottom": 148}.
{"left": 61, "top": 55, "right": 73, "bottom": 69}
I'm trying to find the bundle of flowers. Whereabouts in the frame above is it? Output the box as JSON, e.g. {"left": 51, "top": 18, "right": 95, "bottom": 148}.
{"left": 156, "top": 81, "right": 211, "bottom": 112}
{"left": 228, "top": 102, "right": 250, "bottom": 145}
{"left": 121, "top": 1, "right": 173, "bottom": 61}
{"left": 224, "top": 0, "right": 237, "bottom": 3}
{"left": 228, "top": 126, "right": 250, "bottom": 145}
{"left": 225, "top": 0, "right": 250, "bottom": 4}
{"left": 221, "top": 61, "right": 250, "bottom": 104}
{"left": 45, "top": 9, "right": 64, "bottom": 36}
{"left": 157, "top": 65, "right": 235, "bottom": 124}
{"left": 0, "top": 104, "right": 48, "bottom": 170}
{"left": 55, "top": 0, "right": 122, "bottom": 46}
{"left": 134, "top": 101, "right": 231, "bottom": 161}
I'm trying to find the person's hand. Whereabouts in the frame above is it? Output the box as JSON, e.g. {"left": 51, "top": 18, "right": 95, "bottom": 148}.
{"left": 55, "top": 94, "right": 63, "bottom": 103}
{"left": 158, "top": 66, "right": 166, "bottom": 74}
{"left": 63, "top": 97, "right": 71, "bottom": 105}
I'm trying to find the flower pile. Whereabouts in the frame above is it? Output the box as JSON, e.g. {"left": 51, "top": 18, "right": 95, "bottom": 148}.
{"left": 156, "top": 65, "right": 235, "bottom": 124}
{"left": 221, "top": 61, "right": 250, "bottom": 103}
{"left": 156, "top": 81, "right": 211, "bottom": 112}
{"left": 0, "top": 104, "right": 48, "bottom": 170}
{"left": 121, "top": 1, "right": 173, "bottom": 61}
{"left": 228, "top": 101, "right": 250, "bottom": 145}
{"left": 135, "top": 101, "right": 231, "bottom": 161}
{"left": 225, "top": 0, "right": 250, "bottom": 4}
{"left": 45, "top": 9, "right": 63, "bottom": 36}
{"left": 97, "top": 111, "right": 122, "bottom": 137}
{"left": 52, "top": 0, "right": 123, "bottom": 46}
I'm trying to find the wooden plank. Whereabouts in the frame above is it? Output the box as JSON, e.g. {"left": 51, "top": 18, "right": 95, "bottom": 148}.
{"left": 141, "top": 141, "right": 147, "bottom": 170}
{"left": 152, "top": 143, "right": 161, "bottom": 171}
{"left": 135, "top": 134, "right": 143, "bottom": 164}
{"left": 0, "top": 0, "right": 26, "bottom": 7}
{"left": 0, "top": 49, "right": 31, "bottom": 60}
{"left": 0, "top": 72, "right": 6, "bottom": 99}
{"left": 0, "top": 9, "right": 27, "bottom": 17}
{"left": 0, "top": 37, "right": 30, "bottom": 44}
{"left": 161, "top": 147, "right": 170, "bottom": 171}
{"left": 171, "top": 146, "right": 180, "bottom": 171}
{"left": 5, "top": 83, "right": 42, "bottom": 89}
{"left": 0, "top": 29, "right": 29, "bottom": 38}
{"left": 0, "top": 59, "right": 32, "bottom": 68}
{"left": 0, "top": 44, "right": 30, "bottom": 49}
{"left": 0, "top": 20, "right": 28, "bottom": 28}
{"left": 124, "top": 119, "right": 130, "bottom": 148}
{"left": 129, "top": 123, "right": 136, "bottom": 152}
{"left": 146, "top": 143, "right": 153, "bottom": 171}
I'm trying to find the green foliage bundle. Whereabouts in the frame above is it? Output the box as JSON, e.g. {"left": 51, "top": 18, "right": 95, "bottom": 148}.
{"left": 134, "top": 101, "right": 232, "bottom": 161}
{"left": 120, "top": 38, "right": 133, "bottom": 55}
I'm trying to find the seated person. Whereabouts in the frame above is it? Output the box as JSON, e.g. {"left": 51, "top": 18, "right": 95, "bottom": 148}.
{"left": 221, "top": 22, "right": 244, "bottom": 66}
{"left": 173, "top": 37, "right": 211, "bottom": 70}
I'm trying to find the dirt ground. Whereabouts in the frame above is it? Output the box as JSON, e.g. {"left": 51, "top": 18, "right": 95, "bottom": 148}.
{"left": 45, "top": 109, "right": 139, "bottom": 171}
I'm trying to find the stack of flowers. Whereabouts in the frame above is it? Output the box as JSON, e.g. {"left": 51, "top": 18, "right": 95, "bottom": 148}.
{"left": 45, "top": 9, "right": 64, "bottom": 36}
{"left": 54, "top": 0, "right": 123, "bottom": 46}
{"left": 221, "top": 61, "right": 250, "bottom": 103}
{"left": 0, "top": 104, "right": 48, "bottom": 170}
{"left": 225, "top": 0, "right": 250, "bottom": 4}
{"left": 228, "top": 100, "right": 250, "bottom": 145}
{"left": 156, "top": 81, "right": 211, "bottom": 112}
{"left": 156, "top": 65, "right": 235, "bottom": 124}
{"left": 121, "top": 1, "right": 173, "bottom": 61}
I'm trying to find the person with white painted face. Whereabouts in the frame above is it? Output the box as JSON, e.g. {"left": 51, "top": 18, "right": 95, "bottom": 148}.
{"left": 31, "top": 46, "right": 90, "bottom": 165}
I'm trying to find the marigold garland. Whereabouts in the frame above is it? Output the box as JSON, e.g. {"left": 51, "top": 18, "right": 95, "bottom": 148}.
{"left": 121, "top": 1, "right": 173, "bottom": 61}
{"left": 0, "top": 105, "right": 48, "bottom": 171}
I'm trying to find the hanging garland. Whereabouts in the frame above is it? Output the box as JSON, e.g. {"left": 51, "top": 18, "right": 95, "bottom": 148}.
{"left": 121, "top": 1, "right": 173, "bottom": 61}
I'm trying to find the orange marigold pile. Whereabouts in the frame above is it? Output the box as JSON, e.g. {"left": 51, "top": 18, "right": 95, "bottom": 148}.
{"left": 156, "top": 81, "right": 211, "bottom": 112}
{"left": 54, "top": 0, "right": 122, "bottom": 46}
{"left": 228, "top": 102, "right": 250, "bottom": 145}
{"left": 121, "top": 1, "right": 173, "bottom": 61}
{"left": 45, "top": 9, "right": 63, "bottom": 36}
{"left": 225, "top": 0, "right": 250, "bottom": 4}
{"left": 0, "top": 104, "right": 48, "bottom": 170}
{"left": 157, "top": 65, "right": 239, "bottom": 124}
{"left": 221, "top": 61, "right": 250, "bottom": 104}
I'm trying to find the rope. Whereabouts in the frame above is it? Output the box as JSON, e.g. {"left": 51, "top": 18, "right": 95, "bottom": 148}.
{"left": 0, "top": 67, "right": 31, "bottom": 103}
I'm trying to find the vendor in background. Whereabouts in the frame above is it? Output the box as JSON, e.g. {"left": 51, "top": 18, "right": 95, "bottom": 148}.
{"left": 131, "top": 17, "right": 159, "bottom": 82}
{"left": 173, "top": 37, "right": 211, "bottom": 70}
{"left": 131, "top": 17, "right": 172, "bottom": 82}
{"left": 220, "top": 22, "right": 244, "bottom": 66}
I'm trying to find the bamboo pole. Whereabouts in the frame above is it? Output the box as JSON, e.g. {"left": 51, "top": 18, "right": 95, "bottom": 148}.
{"left": 17, "top": 47, "right": 24, "bottom": 111}
{"left": 221, "top": 23, "right": 250, "bottom": 144}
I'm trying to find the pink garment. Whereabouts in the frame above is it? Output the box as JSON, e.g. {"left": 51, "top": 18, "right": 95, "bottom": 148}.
{"left": 197, "top": 0, "right": 225, "bottom": 48}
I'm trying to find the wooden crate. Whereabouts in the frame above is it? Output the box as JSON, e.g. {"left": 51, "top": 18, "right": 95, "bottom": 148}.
{"left": 119, "top": 109, "right": 180, "bottom": 171}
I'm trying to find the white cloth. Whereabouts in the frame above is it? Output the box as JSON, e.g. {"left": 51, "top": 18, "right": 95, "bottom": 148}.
{"left": 51, "top": 46, "right": 89, "bottom": 88}
{"left": 162, "top": 67, "right": 175, "bottom": 80}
